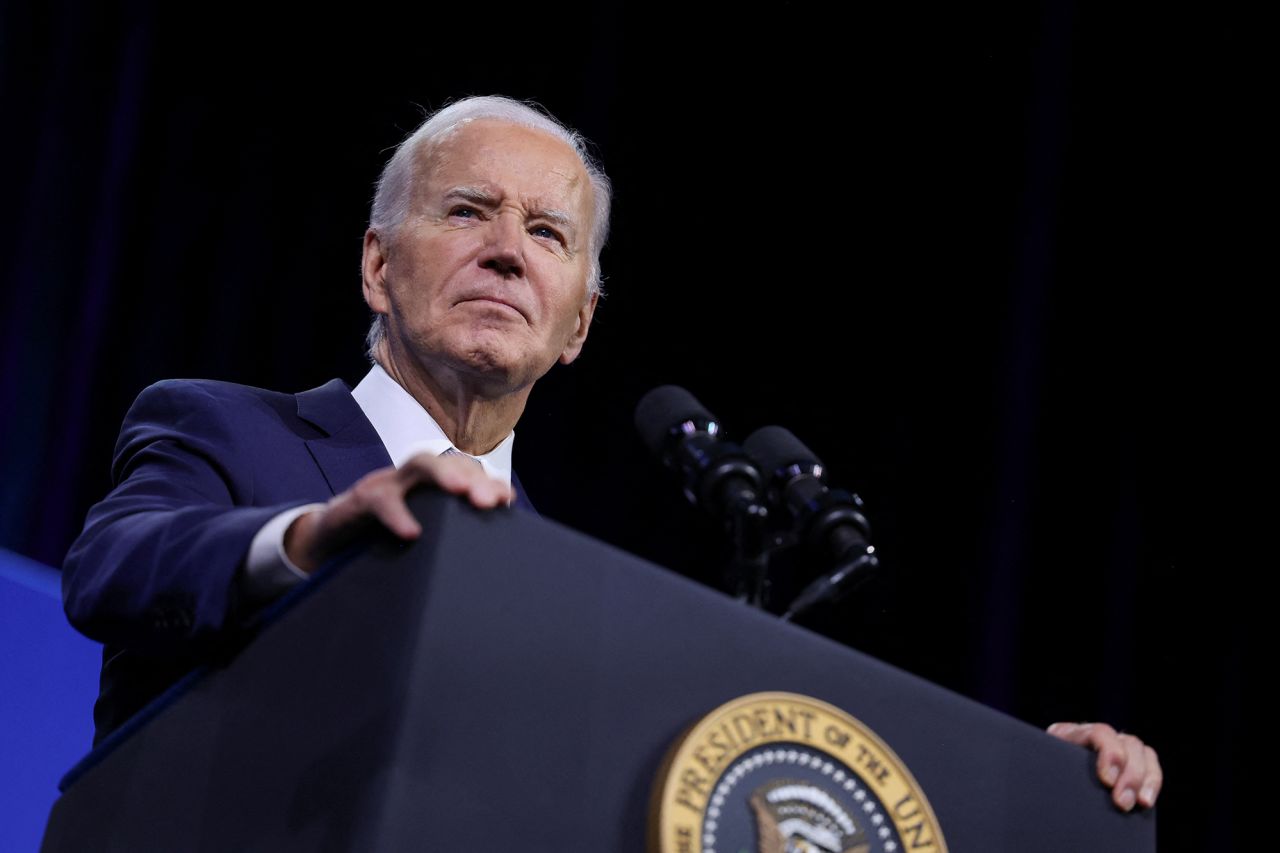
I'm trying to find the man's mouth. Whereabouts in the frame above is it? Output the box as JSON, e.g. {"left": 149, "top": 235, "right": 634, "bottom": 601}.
{"left": 457, "top": 295, "right": 528, "bottom": 321}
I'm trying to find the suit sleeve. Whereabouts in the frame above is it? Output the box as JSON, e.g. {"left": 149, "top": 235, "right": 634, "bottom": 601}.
{"left": 62, "top": 381, "right": 314, "bottom": 651}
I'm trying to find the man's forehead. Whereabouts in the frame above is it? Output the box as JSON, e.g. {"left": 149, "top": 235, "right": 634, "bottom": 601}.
{"left": 418, "top": 120, "right": 589, "bottom": 203}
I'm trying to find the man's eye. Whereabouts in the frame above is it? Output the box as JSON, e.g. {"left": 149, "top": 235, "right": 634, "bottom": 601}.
{"left": 530, "top": 225, "right": 564, "bottom": 244}
{"left": 449, "top": 206, "right": 478, "bottom": 219}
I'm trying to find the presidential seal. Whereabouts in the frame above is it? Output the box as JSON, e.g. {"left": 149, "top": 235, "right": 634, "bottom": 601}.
{"left": 650, "top": 692, "right": 946, "bottom": 853}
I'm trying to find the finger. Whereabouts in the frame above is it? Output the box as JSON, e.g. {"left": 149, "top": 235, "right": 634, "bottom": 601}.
{"left": 462, "top": 476, "right": 517, "bottom": 509}
{"left": 1110, "top": 734, "right": 1147, "bottom": 811}
{"left": 1078, "top": 723, "right": 1127, "bottom": 790}
{"left": 366, "top": 488, "right": 423, "bottom": 540}
{"left": 1046, "top": 721, "right": 1113, "bottom": 750}
{"left": 285, "top": 489, "right": 386, "bottom": 571}
{"left": 400, "top": 453, "right": 481, "bottom": 494}
{"left": 328, "top": 470, "right": 422, "bottom": 540}
{"left": 299, "top": 495, "right": 375, "bottom": 552}
{"left": 1046, "top": 721, "right": 1088, "bottom": 743}
{"left": 1046, "top": 723, "right": 1125, "bottom": 786}
{"left": 1047, "top": 722, "right": 1160, "bottom": 811}
{"left": 1138, "top": 745, "right": 1163, "bottom": 808}
{"left": 398, "top": 453, "right": 451, "bottom": 486}
{"left": 401, "top": 452, "right": 515, "bottom": 506}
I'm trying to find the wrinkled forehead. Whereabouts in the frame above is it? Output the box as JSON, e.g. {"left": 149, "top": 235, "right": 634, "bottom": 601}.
{"left": 413, "top": 119, "right": 593, "bottom": 220}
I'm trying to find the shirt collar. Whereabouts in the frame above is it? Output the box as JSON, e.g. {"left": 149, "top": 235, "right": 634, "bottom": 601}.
{"left": 350, "top": 363, "right": 514, "bottom": 486}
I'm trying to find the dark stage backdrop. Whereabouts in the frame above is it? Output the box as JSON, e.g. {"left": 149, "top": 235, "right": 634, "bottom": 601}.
{"left": 0, "top": 1, "right": 1259, "bottom": 849}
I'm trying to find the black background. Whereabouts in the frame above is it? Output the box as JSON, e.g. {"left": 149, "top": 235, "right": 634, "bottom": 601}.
{"left": 0, "top": 0, "right": 1260, "bottom": 848}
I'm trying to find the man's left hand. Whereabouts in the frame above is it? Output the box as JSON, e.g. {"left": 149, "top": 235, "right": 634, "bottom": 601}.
{"left": 1047, "top": 722, "right": 1162, "bottom": 811}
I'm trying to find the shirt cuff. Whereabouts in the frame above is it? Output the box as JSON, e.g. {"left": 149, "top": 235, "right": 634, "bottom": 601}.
{"left": 241, "top": 503, "right": 326, "bottom": 602}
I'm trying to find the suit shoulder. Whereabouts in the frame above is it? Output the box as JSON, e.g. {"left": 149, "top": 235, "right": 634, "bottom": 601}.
{"left": 112, "top": 378, "right": 343, "bottom": 486}
{"left": 124, "top": 377, "right": 353, "bottom": 444}
{"left": 133, "top": 378, "right": 295, "bottom": 409}
{"left": 119, "top": 379, "right": 313, "bottom": 451}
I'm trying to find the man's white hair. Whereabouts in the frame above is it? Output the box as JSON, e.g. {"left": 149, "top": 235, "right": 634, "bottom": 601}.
{"left": 365, "top": 95, "right": 612, "bottom": 360}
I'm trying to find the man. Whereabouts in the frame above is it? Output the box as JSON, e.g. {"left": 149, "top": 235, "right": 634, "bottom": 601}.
{"left": 62, "top": 95, "right": 1159, "bottom": 811}
{"left": 63, "top": 95, "right": 601, "bottom": 739}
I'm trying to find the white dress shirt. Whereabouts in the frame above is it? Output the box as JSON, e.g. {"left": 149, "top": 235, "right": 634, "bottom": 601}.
{"left": 350, "top": 363, "right": 514, "bottom": 482}
{"left": 241, "top": 364, "right": 515, "bottom": 599}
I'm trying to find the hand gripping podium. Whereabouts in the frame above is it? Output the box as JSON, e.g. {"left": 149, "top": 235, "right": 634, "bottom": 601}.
{"left": 42, "top": 492, "right": 1155, "bottom": 852}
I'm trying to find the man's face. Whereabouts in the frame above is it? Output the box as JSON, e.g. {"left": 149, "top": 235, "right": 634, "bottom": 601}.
{"left": 364, "top": 119, "right": 598, "bottom": 397}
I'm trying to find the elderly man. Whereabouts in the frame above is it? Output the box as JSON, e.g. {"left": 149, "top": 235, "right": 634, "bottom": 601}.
{"left": 62, "top": 95, "right": 1159, "bottom": 812}
{"left": 63, "top": 96, "right": 602, "bottom": 739}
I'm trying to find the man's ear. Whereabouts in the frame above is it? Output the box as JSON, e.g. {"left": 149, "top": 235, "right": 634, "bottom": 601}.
{"left": 559, "top": 290, "right": 599, "bottom": 365}
{"left": 362, "top": 228, "right": 391, "bottom": 315}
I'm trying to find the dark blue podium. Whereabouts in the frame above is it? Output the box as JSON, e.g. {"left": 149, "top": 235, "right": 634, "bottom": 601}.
{"left": 42, "top": 492, "right": 1155, "bottom": 851}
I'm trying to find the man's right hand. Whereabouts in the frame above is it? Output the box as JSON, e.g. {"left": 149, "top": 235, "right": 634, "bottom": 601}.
{"left": 283, "top": 452, "right": 515, "bottom": 573}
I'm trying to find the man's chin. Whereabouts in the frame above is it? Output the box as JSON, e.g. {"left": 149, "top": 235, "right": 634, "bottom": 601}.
{"left": 393, "top": 328, "right": 555, "bottom": 396}
{"left": 442, "top": 343, "right": 549, "bottom": 394}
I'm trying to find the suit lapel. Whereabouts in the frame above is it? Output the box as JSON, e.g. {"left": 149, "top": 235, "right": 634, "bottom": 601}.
{"left": 510, "top": 470, "right": 537, "bottom": 515}
{"left": 296, "top": 380, "right": 393, "bottom": 496}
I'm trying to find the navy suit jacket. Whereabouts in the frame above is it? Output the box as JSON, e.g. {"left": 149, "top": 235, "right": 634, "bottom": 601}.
{"left": 63, "top": 377, "right": 534, "bottom": 742}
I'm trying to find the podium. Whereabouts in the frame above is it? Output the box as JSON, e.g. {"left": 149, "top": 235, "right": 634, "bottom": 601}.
{"left": 42, "top": 492, "right": 1154, "bottom": 851}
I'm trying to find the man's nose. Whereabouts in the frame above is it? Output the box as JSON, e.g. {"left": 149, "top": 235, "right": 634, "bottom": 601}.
{"left": 478, "top": 212, "right": 525, "bottom": 278}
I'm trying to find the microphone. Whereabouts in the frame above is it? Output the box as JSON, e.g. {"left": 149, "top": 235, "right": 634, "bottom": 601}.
{"left": 634, "top": 386, "right": 767, "bottom": 527}
{"left": 743, "top": 425, "right": 880, "bottom": 619}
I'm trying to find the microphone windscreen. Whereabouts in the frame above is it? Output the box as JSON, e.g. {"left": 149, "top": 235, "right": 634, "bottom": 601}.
{"left": 743, "top": 425, "right": 821, "bottom": 483}
{"left": 634, "top": 385, "right": 713, "bottom": 455}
